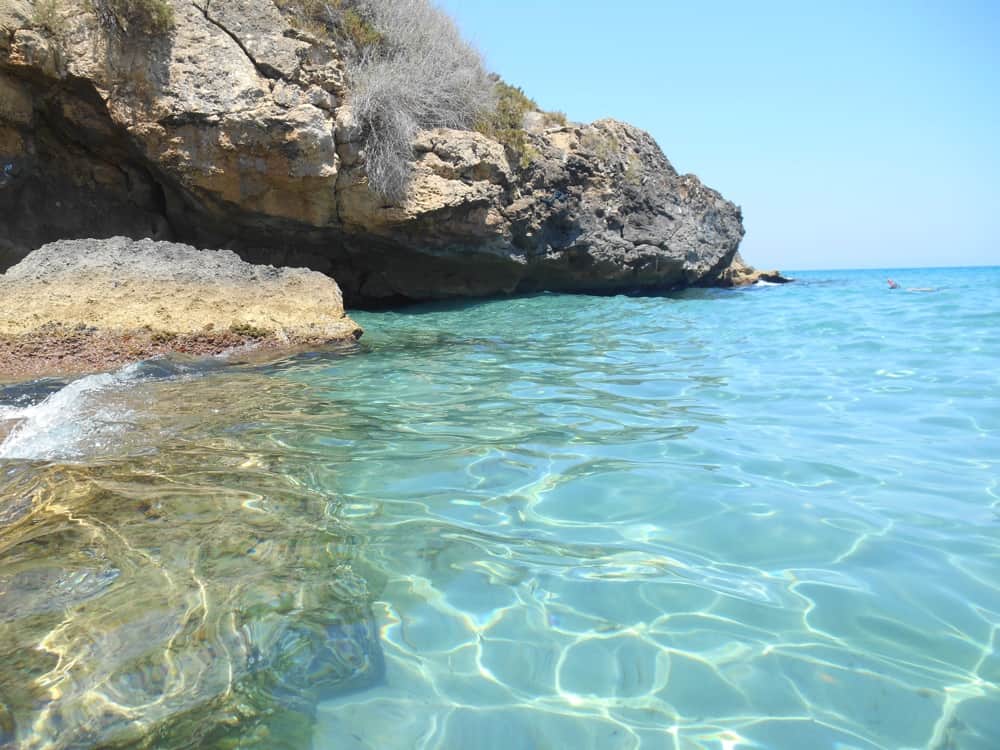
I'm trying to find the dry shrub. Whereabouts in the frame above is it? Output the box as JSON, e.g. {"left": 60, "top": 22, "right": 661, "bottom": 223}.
{"left": 543, "top": 110, "right": 567, "bottom": 127}
{"left": 346, "top": 0, "right": 496, "bottom": 201}
{"left": 274, "top": 0, "right": 496, "bottom": 199}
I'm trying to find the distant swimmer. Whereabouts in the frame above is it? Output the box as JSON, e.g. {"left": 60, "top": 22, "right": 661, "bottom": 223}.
{"left": 888, "top": 278, "right": 935, "bottom": 292}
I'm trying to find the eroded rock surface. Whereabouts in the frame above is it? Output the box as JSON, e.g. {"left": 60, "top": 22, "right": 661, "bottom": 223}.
{"left": 0, "top": 237, "right": 361, "bottom": 379}
{"left": 0, "top": 0, "right": 768, "bottom": 305}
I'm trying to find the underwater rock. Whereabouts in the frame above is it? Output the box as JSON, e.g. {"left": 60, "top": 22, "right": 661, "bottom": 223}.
{"left": 0, "top": 442, "right": 383, "bottom": 749}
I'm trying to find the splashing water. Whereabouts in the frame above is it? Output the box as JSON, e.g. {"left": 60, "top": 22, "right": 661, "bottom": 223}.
{"left": 0, "top": 365, "right": 142, "bottom": 460}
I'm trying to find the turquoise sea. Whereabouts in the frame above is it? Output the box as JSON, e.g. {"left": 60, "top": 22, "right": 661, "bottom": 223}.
{"left": 1, "top": 267, "right": 998, "bottom": 749}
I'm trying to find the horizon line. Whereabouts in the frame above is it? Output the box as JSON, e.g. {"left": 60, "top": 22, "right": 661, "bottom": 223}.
{"left": 770, "top": 263, "right": 998, "bottom": 273}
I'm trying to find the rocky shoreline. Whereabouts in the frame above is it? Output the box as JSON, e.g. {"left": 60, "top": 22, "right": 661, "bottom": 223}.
{"left": 0, "top": 236, "right": 789, "bottom": 382}
{"left": 0, "top": 237, "right": 362, "bottom": 380}
{"left": 0, "top": 0, "right": 784, "bottom": 307}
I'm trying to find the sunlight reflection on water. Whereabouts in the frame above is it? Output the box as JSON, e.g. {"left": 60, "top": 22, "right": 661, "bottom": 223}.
{"left": 1, "top": 268, "right": 999, "bottom": 749}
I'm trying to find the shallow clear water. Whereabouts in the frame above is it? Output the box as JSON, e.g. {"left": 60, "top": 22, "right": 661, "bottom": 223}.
{"left": 1, "top": 268, "right": 999, "bottom": 749}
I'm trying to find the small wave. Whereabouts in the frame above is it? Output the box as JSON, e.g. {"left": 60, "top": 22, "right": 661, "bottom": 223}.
{"left": 754, "top": 279, "right": 782, "bottom": 287}
{"left": 0, "top": 357, "right": 227, "bottom": 461}
{"left": 0, "top": 364, "right": 146, "bottom": 461}
{"left": 0, "top": 358, "right": 240, "bottom": 461}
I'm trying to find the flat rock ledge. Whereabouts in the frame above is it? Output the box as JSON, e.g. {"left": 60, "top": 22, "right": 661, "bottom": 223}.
{"left": 0, "top": 237, "right": 362, "bottom": 380}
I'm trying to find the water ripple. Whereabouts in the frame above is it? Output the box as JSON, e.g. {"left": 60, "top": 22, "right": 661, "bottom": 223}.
{"left": 1, "top": 268, "right": 998, "bottom": 749}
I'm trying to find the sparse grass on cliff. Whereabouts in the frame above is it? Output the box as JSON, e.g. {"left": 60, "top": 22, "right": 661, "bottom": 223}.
{"left": 474, "top": 81, "right": 538, "bottom": 170}
{"left": 91, "top": 0, "right": 174, "bottom": 37}
{"left": 581, "top": 128, "right": 621, "bottom": 165}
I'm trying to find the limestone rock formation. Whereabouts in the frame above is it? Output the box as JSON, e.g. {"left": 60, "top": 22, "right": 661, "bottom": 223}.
{"left": 0, "top": 237, "right": 361, "bottom": 379}
{"left": 0, "top": 0, "right": 769, "bottom": 305}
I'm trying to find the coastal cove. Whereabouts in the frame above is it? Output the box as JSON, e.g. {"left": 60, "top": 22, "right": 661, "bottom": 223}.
{"left": 1, "top": 0, "right": 998, "bottom": 747}
{"left": 1, "top": 268, "right": 998, "bottom": 749}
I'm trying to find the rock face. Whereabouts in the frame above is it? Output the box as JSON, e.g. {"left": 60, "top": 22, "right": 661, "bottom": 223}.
{"left": 0, "top": 0, "right": 764, "bottom": 306}
{"left": 0, "top": 237, "right": 361, "bottom": 379}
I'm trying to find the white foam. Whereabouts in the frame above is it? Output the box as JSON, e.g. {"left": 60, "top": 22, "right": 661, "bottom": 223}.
{"left": 754, "top": 279, "right": 781, "bottom": 287}
{"left": 0, "top": 363, "right": 144, "bottom": 461}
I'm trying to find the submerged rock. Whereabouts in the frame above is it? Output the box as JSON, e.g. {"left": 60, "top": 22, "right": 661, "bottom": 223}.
{"left": 0, "top": 0, "right": 770, "bottom": 305}
{"left": 0, "top": 237, "right": 362, "bottom": 379}
{"left": 0, "top": 372, "right": 384, "bottom": 749}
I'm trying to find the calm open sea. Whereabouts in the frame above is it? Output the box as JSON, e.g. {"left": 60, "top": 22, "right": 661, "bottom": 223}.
{"left": 1, "top": 267, "right": 998, "bottom": 749}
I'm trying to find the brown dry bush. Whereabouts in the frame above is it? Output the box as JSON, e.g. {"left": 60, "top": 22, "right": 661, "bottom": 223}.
{"left": 346, "top": 0, "right": 496, "bottom": 201}
{"left": 277, "top": 0, "right": 497, "bottom": 199}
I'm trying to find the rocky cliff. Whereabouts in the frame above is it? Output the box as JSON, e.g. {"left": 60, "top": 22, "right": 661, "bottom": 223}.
{"left": 0, "top": 0, "right": 767, "bottom": 306}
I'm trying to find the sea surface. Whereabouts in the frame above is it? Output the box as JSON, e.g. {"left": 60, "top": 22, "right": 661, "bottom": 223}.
{"left": 1, "top": 267, "right": 998, "bottom": 749}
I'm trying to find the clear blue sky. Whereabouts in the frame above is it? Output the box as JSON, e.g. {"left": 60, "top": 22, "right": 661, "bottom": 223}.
{"left": 438, "top": 0, "right": 999, "bottom": 270}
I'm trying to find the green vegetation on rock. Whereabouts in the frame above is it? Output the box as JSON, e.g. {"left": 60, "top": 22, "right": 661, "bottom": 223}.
{"left": 274, "top": 0, "right": 378, "bottom": 48}
{"left": 624, "top": 152, "right": 643, "bottom": 186}
{"left": 340, "top": 6, "right": 381, "bottom": 48}
{"left": 475, "top": 81, "right": 538, "bottom": 170}
{"left": 229, "top": 322, "right": 272, "bottom": 339}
